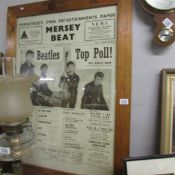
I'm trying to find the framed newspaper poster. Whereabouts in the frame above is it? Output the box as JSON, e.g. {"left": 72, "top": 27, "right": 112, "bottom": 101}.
{"left": 6, "top": 0, "right": 132, "bottom": 174}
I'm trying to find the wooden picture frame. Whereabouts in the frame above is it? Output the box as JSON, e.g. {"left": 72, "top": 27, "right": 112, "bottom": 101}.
{"left": 161, "top": 69, "right": 175, "bottom": 154}
{"left": 6, "top": 0, "right": 132, "bottom": 174}
{"left": 124, "top": 154, "right": 175, "bottom": 175}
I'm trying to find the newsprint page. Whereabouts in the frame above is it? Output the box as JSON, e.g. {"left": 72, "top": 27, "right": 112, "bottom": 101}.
{"left": 16, "top": 6, "right": 117, "bottom": 175}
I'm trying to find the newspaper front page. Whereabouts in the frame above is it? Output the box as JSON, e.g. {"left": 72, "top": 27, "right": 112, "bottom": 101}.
{"left": 16, "top": 6, "right": 117, "bottom": 175}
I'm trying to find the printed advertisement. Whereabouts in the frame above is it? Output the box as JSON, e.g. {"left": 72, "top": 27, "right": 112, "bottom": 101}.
{"left": 16, "top": 6, "right": 117, "bottom": 175}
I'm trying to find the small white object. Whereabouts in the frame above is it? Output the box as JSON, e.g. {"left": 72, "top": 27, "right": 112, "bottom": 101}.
{"left": 162, "top": 18, "right": 174, "bottom": 28}
{"left": 0, "top": 147, "right": 11, "bottom": 155}
{"left": 119, "top": 99, "right": 129, "bottom": 105}
{"left": 40, "top": 77, "right": 54, "bottom": 81}
{"left": 20, "top": 6, "right": 24, "bottom": 11}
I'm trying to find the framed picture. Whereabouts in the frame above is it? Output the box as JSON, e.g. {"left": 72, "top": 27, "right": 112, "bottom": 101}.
{"left": 6, "top": 0, "right": 132, "bottom": 175}
{"left": 0, "top": 52, "right": 3, "bottom": 75}
{"left": 161, "top": 69, "right": 175, "bottom": 154}
{"left": 124, "top": 154, "right": 175, "bottom": 175}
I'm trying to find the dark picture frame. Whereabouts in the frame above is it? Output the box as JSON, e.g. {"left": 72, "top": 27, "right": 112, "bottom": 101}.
{"left": 6, "top": 0, "right": 132, "bottom": 174}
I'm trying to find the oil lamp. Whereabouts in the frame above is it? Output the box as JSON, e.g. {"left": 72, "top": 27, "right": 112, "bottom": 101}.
{"left": 0, "top": 55, "right": 38, "bottom": 174}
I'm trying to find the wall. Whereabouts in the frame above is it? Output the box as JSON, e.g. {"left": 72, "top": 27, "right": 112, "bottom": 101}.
{"left": 131, "top": 0, "right": 175, "bottom": 156}
{"left": 0, "top": 0, "right": 174, "bottom": 157}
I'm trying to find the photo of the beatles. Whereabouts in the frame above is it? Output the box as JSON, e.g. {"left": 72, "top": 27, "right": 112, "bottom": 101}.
{"left": 19, "top": 48, "right": 111, "bottom": 111}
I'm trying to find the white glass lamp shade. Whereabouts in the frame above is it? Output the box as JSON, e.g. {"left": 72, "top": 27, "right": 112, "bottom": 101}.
{"left": 0, "top": 75, "right": 38, "bottom": 123}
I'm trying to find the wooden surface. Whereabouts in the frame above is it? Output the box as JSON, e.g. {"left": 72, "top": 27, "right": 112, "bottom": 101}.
{"left": 115, "top": 0, "right": 132, "bottom": 174}
{"left": 154, "top": 14, "right": 175, "bottom": 46}
{"left": 6, "top": 0, "right": 132, "bottom": 174}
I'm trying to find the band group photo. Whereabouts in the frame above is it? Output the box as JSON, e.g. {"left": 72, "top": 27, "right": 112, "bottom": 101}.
{"left": 19, "top": 49, "right": 111, "bottom": 111}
